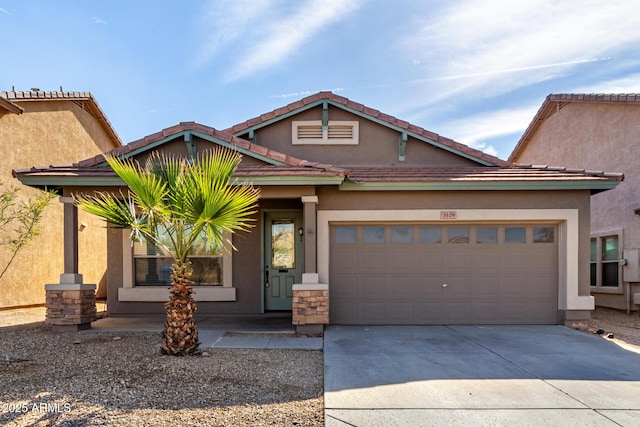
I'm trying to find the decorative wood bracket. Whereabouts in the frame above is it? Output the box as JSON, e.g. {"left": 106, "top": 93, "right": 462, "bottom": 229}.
{"left": 322, "top": 100, "right": 329, "bottom": 131}
{"left": 399, "top": 132, "right": 407, "bottom": 161}
{"left": 185, "top": 132, "right": 196, "bottom": 158}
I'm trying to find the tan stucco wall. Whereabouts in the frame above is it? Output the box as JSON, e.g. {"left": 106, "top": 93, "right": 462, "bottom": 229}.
{"left": 0, "top": 100, "right": 118, "bottom": 308}
{"left": 513, "top": 102, "right": 640, "bottom": 309}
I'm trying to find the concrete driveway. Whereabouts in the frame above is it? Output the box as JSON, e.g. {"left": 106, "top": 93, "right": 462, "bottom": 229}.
{"left": 324, "top": 325, "right": 640, "bottom": 426}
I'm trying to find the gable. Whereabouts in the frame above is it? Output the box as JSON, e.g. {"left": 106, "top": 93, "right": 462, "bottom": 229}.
{"left": 237, "top": 104, "right": 478, "bottom": 167}
{"left": 510, "top": 93, "right": 640, "bottom": 163}
{"left": 227, "top": 92, "right": 508, "bottom": 168}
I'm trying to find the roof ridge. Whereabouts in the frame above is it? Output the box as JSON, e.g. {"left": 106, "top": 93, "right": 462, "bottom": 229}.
{"left": 223, "top": 91, "right": 510, "bottom": 167}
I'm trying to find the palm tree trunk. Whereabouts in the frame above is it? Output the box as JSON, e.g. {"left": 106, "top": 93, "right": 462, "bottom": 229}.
{"left": 161, "top": 259, "right": 199, "bottom": 355}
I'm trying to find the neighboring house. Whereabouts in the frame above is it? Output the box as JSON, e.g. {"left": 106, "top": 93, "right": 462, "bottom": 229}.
{"left": 1, "top": 90, "right": 121, "bottom": 308}
{"left": 509, "top": 93, "right": 640, "bottom": 313}
{"left": 14, "top": 92, "right": 622, "bottom": 332}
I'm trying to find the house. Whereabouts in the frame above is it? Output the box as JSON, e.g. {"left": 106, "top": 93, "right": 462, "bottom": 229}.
{"left": 1, "top": 90, "right": 121, "bottom": 309}
{"left": 13, "top": 92, "right": 622, "bottom": 332}
{"left": 509, "top": 93, "right": 640, "bottom": 313}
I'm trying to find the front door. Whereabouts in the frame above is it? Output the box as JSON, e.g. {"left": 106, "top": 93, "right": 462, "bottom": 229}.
{"left": 264, "top": 211, "right": 303, "bottom": 310}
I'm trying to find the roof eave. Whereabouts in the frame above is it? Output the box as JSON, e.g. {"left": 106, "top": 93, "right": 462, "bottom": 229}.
{"left": 339, "top": 180, "right": 622, "bottom": 192}
{"left": 0, "top": 97, "right": 24, "bottom": 114}
{"left": 14, "top": 173, "right": 346, "bottom": 189}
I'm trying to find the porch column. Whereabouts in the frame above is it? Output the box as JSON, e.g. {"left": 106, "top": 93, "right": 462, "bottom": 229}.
{"left": 292, "top": 195, "right": 328, "bottom": 336}
{"left": 44, "top": 197, "right": 97, "bottom": 331}
{"left": 301, "top": 195, "right": 318, "bottom": 274}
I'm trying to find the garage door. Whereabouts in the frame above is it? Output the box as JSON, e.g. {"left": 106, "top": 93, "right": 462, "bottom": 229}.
{"left": 330, "top": 224, "right": 558, "bottom": 325}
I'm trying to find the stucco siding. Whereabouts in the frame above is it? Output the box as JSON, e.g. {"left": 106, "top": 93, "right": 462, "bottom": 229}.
{"left": 251, "top": 105, "right": 478, "bottom": 167}
{"left": 514, "top": 102, "right": 640, "bottom": 310}
{"left": 1, "top": 100, "right": 118, "bottom": 308}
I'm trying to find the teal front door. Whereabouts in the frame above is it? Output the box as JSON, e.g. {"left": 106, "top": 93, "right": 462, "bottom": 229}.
{"left": 264, "top": 211, "right": 303, "bottom": 311}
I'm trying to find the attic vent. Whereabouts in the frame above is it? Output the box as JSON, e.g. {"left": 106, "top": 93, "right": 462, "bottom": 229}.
{"left": 297, "top": 124, "right": 323, "bottom": 139}
{"left": 293, "top": 120, "right": 359, "bottom": 145}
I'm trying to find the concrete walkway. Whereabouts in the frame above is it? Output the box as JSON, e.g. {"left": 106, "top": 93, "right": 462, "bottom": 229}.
{"left": 89, "top": 314, "right": 323, "bottom": 350}
{"left": 324, "top": 325, "right": 640, "bottom": 426}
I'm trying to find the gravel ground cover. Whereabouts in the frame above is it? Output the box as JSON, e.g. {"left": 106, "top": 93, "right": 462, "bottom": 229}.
{"left": 0, "top": 309, "right": 323, "bottom": 427}
{"left": 1, "top": 306, "right": 639, "bottom": 426}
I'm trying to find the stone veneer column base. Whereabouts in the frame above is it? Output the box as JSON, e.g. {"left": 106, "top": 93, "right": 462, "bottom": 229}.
{"left": 292, "top": 276, "right": 328, "bottom": 336}
{"left": 45, "top": 284, "right": 97, "bottom": 331}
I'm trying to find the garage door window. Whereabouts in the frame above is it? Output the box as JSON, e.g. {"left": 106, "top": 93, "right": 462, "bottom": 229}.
{"left": 392, "top": 227, "right": 413, "bottom": 243}
{"left": 448, "top": 227, "right": 469, "bottom": 243}
{"left": 364, "top": 227, "right": 385, "bottom": 244}
{"left": 335, "top": 226, "right": 357, "bottom": 244}
{"left": 505, "top": 227, "right": 526, "bottom": 243}
{"left": 477, "top": 227, "right": 498, "bottom": 243}
{"left": 420, "top": 226, "right": 441, "bottom": 243}
{"left": 533, "top": 227, "right": 555, "bottom": 243}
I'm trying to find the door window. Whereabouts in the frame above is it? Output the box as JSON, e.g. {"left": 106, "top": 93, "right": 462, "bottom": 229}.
{"left": 271, "top": 220, "right": 295, "bottom": 269}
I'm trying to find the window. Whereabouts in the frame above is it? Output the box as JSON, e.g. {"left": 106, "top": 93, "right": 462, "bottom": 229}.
{"left": 590, "top": 234, "right": 621, "bottom": 289}
{"left": 505, "top": 227, "right": 526, "bottom": 243}
{"left": 476, "top": 227, "right": 497, "bottom": 243}
{"left": 533, "top": 227, "right": 555, "bottom": 243}
{"left": 292, "top": 120, "right": 359, "bottom": 145}
{"left": 392, "top": 227, "right": 413, "bottom": 244}
{"left": 133, "top": 234, "right": 223, "bottom": 287}
{"left": 334, "top": 226, "right": 357, "bottom": 244}
{"left": 448, "top": 227, "right": 469, "bottom": 243}
{"left": 420, "top": 226, "right": 441, "bottom": 244}
{"left": 363, "top": 227, "right": 385, "bottom": 244}
{"left": 120, "top": 229, "right": 236, "bottom": 302}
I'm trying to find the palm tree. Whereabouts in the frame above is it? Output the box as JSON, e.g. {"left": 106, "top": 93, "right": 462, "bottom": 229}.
{"left": 75, "top": 148, "right": 260, "bottom": 356}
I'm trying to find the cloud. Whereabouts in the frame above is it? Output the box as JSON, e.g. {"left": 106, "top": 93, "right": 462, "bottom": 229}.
{"left": 195, "top": 0, "right": 364, "bottom": 81}
{"left": 571, "top": 73, "right": 640, "bottom": 93}
{"left": 397, "top": 0, "right": 640, "bottom": 110}
{"left": 438, "top": 103, "right": 543, "bottom": 156}
{"left": 272, "top": 87, "right": 344, "bottom": 99}
{"left": 194, "top": 0, "right": 273, "bottom": 68}
{"left": 0, "top": 7, "right": 9, "bottom": 15}
{"left": 92, "top": 16, "right": 107, "bottom": 24}
{"left": 226, "top": 0, "right": 363, "bottom": 81}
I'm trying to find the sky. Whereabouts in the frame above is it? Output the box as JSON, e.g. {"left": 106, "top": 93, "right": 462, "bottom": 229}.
{"left": 1, "top": 0, "right": 640, "bottom": 160}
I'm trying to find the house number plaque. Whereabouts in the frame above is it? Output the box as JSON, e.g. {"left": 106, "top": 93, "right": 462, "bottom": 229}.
{"left": 440, "top": 210, "right": 457, "bottom": 220}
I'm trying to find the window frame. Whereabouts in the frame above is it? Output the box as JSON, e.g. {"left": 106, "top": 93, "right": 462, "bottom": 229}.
{"left": 119, "top": 230, "right": 235, "bottom": 302}
{"left": 590, "top": 230, "right": 623, "bottom": 293}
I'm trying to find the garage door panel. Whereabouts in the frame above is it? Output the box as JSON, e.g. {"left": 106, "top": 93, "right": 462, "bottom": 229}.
{"left": 358, "top": 251, "right": 387, "bottom": 272}
{"left": 414, "top": 280, "right": 444, "bottom": 298}
{"left": 470, "top": 302, "right": 501, "bottom": 323}
{"left": 330, "top": 224, "right": 558, "bottom": 325}
{"left": 360, "top": 275, "right": 387, "bottom": 298}
{"left": 474, "top": 277, "right": 501, "bottom": 297}
{"left": 386, "top": 303, "right": 415, "bottom": 323}
{"left": 414, "top": 304, "right": 445, "bottom": 323}
{"left": 415, "top": 252, "right": 444, "bottom": 273}
{"left": 392, "top": 276, "right": 415, "bottom": 297}
{"left": 359, "top": 303, "right": 387, "bottom": 323}
{"left": 331, "top": 277, "right": 359, "bottom": 302}
{"left": 387, "top": 252, "right": 416, "bottom": 272}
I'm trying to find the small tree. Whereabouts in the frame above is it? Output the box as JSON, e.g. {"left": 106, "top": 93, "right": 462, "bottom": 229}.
{"left": 75, "top": 148, "right": 260, "bottom": 356}
{"left": 0, "top": 182, "right": 55, "bottom": 280}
